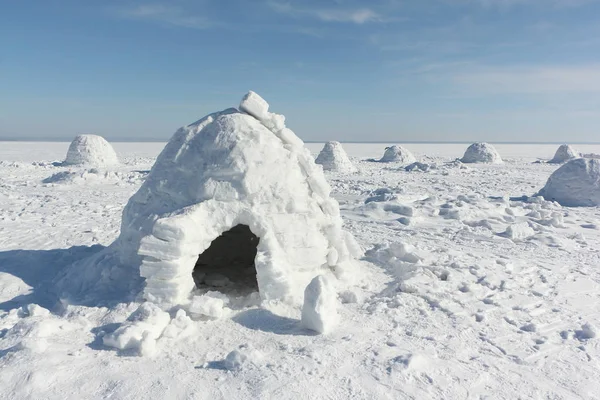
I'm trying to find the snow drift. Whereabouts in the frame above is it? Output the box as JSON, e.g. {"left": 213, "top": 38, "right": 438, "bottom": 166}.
{"left": 537, "top": 158, "right": 600, "bottom": 207}
{"left": 549, "top": 144, "right": 580, "bottom": 164}
{"left": 461, "top": 143, "right": 502, "bottom": 164}
{"left": 56, "top": 91, "right": 361, "bottom": 307}
{"left": 63, "top": 135, "right": 119, "bottom": 167}
{"left": 379, "top": 145, "right": 416, "bottom": 164}
{"left": 315, "top": 141, "right": 357, "bottom": 173}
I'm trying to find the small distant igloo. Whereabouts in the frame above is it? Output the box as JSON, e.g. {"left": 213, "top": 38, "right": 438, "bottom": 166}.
{"left": 549, "top": 144, "right": 580, "bottom": 164}
{"left": 315, "top": 141, "right": 357, "bottom": 173}
{"left": 57, "top": 91, "right": 362, "bottom": 307}
{"left": 379, "top": 145, "right": 416, "bottom": 164}
{"left": 461, "top": 143, "right": 502, "bottom": 164}
{"left": 537, "top": 158, "right": 600, "bottom": 207}
{"left": 64, "top": 134, "right": 119, "bottom": 167}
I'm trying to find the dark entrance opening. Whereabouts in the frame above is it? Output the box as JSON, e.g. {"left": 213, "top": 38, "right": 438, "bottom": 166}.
{"left": 192, "top": 224, "right": 259, "bottom": 292}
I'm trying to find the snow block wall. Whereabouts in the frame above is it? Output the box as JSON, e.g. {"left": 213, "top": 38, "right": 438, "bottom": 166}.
{"left": 107, "top": 91, "right": 362, "bottom": 306}
{"left": 538, "top": 158, "right": 600, "bottom": 207}
{"left": 64, "top": 134, "right": 119, "bottom": 167}
{"left": 461, "top": 143, "right": 503, "bottom": 164}
{"left": 315, "top": 141, "right": 357, "bottom": 173}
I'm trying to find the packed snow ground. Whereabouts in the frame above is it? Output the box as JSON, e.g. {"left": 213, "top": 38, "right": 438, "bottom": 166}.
{"left": 1, "top": 142, "right": 600, "bottom": 399}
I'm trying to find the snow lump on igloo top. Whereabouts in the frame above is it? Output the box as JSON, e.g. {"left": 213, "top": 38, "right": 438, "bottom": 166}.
{"left": 60, "top": 91, "right": 362, "bottom": 307}
{"left": 379, "top": 145, "right": 416, "bottom": 164}
{"left": 549, "top": 144, "right": 580, "bottom": 164}
{"left": 315, "top": 141, "right": 357, "bottom": 173}
{"left": 461, "top": 142, "right": 502, "bottom": 164}
{"left": 537, "top": 158, "right": 600, "bottom": 207}
{"left": 64, "top": 134, "right": 119, "bottom": 167}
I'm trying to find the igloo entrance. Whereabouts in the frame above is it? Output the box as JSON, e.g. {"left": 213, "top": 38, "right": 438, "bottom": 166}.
{"left": 192, "top": 224, "right": 260, "bottom": 292}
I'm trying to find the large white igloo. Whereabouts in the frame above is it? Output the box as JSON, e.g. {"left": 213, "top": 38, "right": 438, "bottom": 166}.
{"left": 379, "top": 145, "right": 416, "bottom": 164}
{"left": 548, "top": 144, "right": 580, "bottom": 164}
{"left": 64, "top": 134, "right": 119, "bottom": 167}
{"left": 315, "top": 141, "right": 357, "bottom": 173}
{"left": 537, "top": 158, "right": 600, "bottom": 207}
{"left": 58, "top": 92, "right": 361, "bottom": 307}
{"left": 461, "top": 142, "right": 503, "bottom": 164}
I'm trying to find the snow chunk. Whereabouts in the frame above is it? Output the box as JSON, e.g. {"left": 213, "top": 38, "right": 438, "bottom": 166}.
{"left": 315, "top": 141, "right": 357, "bottom": 173}
{"left": 503, "top": 222, "right": 535, "bottom": 241}
{"left": 461, "top": 143, "right": 503, "bottom": 164}
{"left": 537, "top": 158, "right": 600, "bottom": 207}
{"left": 102, "top": 302, "right": 170, "bottom": 356}
{"left": 549, "top": 144, "right": 580, "bottom": 164}
{"left": 64, "top": 134, "right": 119, "bottom": 167}
{"left": 379, "top": 145, "right": 416, "bottom": 164}
{"left": 239, "top": 90, "right": 269, "bottom": 121}
{"left": 224, "top": 345, "right": 264, "bottom": 371}
{"left": 301, "top": 275, "right": 338, "bottom": 334}
{"left": 188, "top": 292, "right": 230, "bottom": 319}
{"left": 405, "top": 162, "right": 433, "bottom": 172}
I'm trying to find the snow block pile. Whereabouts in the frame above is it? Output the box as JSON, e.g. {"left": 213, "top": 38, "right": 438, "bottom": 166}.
{"left": 537, "top": 158, "right": 600, "bottom": 207}
{"left": 379, "top": 145, "right": 416, "bottom": 164}
{"left": 315, "top": 141, "right": 357, "bottom": 173}
{"left": 461, "top": 143, "right": 503, "bottom": 164}
{"left": 549, "top": 144, "right": 580, "bottom": 164}
{"left": 57, "top": 91, "right": 362, "bottom": 307}
{"left": 63, "top": 134, "right": 119, "bottom": 167}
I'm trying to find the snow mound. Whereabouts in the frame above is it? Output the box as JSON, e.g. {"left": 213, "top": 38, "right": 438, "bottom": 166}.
{"left": 405, "top": 162, "right": 434, "bottom": 172}
{"left": 64, "top": 135, "right": 119, "bottom": 167}
{"left": 102, "top": 302, "right": 170, "bottom": 356}
{"left": 503, "top": 222, "right": 535, "bottom": 241}
{"left": 549, "top": 144, "right": 580, "bottom": 164}
{"left": 379, "top": 145, "right": 416, "bottom": 164}
{"left": 301, "top": 275, "right": 338, "bottom": 334}
{"left": 538, "top": 158, "right": 600, "bottom": 207}
{"left": 224, "top": 345, "right": 264, "bottom": 371}
{"left": 461, "top": 143, "right": 503, "bottom": 164}
{"left": 58, "top": 91, "right": 362, "bottom": 308}
{"left": 315, "top": 141, "right": 357, "bottom": 173}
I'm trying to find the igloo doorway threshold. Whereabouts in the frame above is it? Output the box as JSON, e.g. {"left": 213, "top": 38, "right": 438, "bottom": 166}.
{"left": 192, "top": 224, "right": 260, "bottom": 296}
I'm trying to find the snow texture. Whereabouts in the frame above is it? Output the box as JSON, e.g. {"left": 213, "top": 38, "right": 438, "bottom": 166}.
{"left": 315, "top": 141, "right": 357, "bottom": 173}
{"left": 301, "top": 275, "right": 338, "bottom": 334}
{"left": 58, "top": 92, "right": 361, "bottom": 307}
{"left": 63, "top": 135, "right": 119, "bottom": 167}
{"left": 538, "top": 158, "right": 600, "bottom": 206}
{"left": 549, "top": 144, "right": 581, "bottom": 164}
{"left": 379, "top": 145, "right": 416, "bottom": 164}
{"left": 461, "top": 142, "right": 503, "bottom": 164}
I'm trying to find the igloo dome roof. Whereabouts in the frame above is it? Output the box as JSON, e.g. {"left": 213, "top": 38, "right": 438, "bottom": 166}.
{"left": 64, "top": 134, "right": 119, "bottom": 167}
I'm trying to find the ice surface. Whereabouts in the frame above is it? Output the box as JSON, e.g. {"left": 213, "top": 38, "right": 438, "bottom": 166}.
{"left": 315, "top": 141, "right": 357, "bottom": 173}
{"left": 301, "top": 275, "right": 338, "bottom": 334}
{"left": 379, "top": 145, "right": 416, "bottom": 164}
{"left": 461, "top": 142, "right": 503, "bottom": 164}
{"left": 64, "top": 135, "right": 119, "bottom": 167}
{"left": 538, "top": 158, "right": 600, "bottom": 206}
{"left": 549, "top": 144, "right": 580, "bottom": 164}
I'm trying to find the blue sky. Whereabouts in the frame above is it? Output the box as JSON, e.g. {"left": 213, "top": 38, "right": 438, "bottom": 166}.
{"left": 1, "top": 0, "right": 600, "bottom": 142}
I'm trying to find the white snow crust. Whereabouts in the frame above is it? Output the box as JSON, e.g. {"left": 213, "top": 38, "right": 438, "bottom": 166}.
{"left": 4, "top": 137, "right": 600, "bottom": 399}
{"left": 379, "top": 145, "right": 416, "bottom": 164}
{"left": 538, "top": 158, "right": 600, "bottom": 206}
{"left": 548, "top": 144, "right": 581, "bottom": 164}
{"left": 301, "top": 275, "right": 338, "bottom": 334}
{"left": 461, "top": 142, "right": 503, "bottom": 164}
{"left": 315, "top": 141, "right": 357, "bottom": 173}
{"left": 63, "top": 135, "right": 119, "bottom": 167}
{"left": 57, "top": 92, "right": 361, "bottom": 307}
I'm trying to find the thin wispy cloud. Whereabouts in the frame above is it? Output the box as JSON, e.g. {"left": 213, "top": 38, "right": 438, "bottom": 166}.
{"left": 116, "top": 4, "right": 213, "bottom": 29}
{"left": 268, "top": 2, "right": 383, "bottom": 24}
{"left": 453, "top": 64, "right": 600, "bottom": 93}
